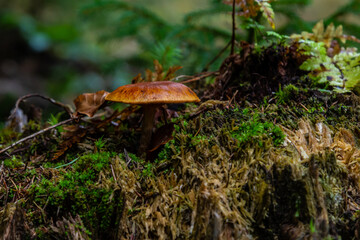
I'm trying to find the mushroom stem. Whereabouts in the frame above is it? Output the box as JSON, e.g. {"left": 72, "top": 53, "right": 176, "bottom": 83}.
{"left": 138, "top": 104, "right": 159, "bottom": 155}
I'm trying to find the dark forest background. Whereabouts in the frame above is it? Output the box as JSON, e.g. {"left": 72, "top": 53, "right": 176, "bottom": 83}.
{"left": 0, "top": 0, "right": 359, "bottom": 125}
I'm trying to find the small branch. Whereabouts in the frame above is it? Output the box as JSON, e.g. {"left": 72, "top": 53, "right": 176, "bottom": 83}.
{"left": 299, "top": 103, "right": 309, "bottom": 112}
{"left": 227, "top": 89, "right": 238, "bottom": 107}
{"left": 9, "top": 93, "right": 73, "bottom": 120}
{"left": 173, "top": 74, "right": 193, "bottom": 81}
{"left": 0, "top": 118, "right": 74, "bottom": 156}
{"left": 179, "top": 71, "right": 219, "bottom": 84}
{"left": 248, "top": 15, "right": 262, "bottom": 43}
{"left": 231, "top": 0, "right": 236, "bottom": 55}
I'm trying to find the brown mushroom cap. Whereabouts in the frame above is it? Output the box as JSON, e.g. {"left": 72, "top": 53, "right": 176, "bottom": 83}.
{"left": 105, "top": 81, "right": 200, "bottom": 104}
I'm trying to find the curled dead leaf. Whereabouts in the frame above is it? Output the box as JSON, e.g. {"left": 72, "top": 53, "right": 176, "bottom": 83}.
{"left": 73, "top": 90, "right": 109, "bottom": 117}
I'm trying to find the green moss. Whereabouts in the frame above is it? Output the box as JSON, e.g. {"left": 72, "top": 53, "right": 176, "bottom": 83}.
{"left": 156, "top": 107, "right": 285, "bottom": 164}
{"left": 2, "top": 86, "right": 360, "bottom": 239}
{"left": 3, "top": 156, "right": 24, "bottom": 168}
{"left": 275, "top": 84, "right": 300, "bottom": 104}
{"left": 0, "top": 127, "right": 20, "bottom": 144}
{"left": 29, "top": 151, "right": 123, "bottom": 237}
{"left": 231, "top": 113, "right": 285, "bottom": 147}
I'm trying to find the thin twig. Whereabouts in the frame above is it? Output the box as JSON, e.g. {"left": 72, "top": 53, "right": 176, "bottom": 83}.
{"left": 299, "top": 103, "right": 309, "bottom": 112}
{"left": 180, "top": 71, "right": 219, "bottom": 84}
{"left": 227, "top": 89, "right": 238, "bottom": 107}
{"left": 231, "top": 0, "right": 236, "bottom": 55}
{"left": 124, "top": 148, "right": 133, "bottom": 167}
{"left": 9, "top": 93, "right": 73, "bottom": 120}
{"left": 173, "top": 74, "right": 193, "bottom": 81}
{"left": 111, "top": 164, "right": 120, "bottom": 188}
{"left": 0, "top": 118, "right": 74, "bottom": 156}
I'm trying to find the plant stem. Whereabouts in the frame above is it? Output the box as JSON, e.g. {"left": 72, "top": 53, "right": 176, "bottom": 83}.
{"left": 9, "top": 93, "right": 73, "bottom": 120}
{"left": 231, "top": 0, "right": 236, "bottom": 55}
{"left": 138, "top": 104, "right": 159, "bottom": 156}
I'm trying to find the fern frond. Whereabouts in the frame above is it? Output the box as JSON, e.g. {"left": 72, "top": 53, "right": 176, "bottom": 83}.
{"left": 345, "top": 67, "right": 360, "bottom": 92}
{"left": 298, "top": 40, "right": 327, "bottom": 57}
{"left": 151, "top": 41, "right": 183, "bottom": 68}
{"left": 266, "top": 31, "right": 288, "bottom": 40}
{"left": 298, "top": 39, "right": 360, "bottom": 93}
{"left": 258, "top": 1, "right": 275, "bottom": 29}
{"left": 334, "top": 51, "right": 360, "bottom": 92}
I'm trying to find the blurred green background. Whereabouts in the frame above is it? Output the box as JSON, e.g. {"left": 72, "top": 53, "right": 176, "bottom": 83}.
{"left": 0, "top": 0, "right": 359, "bottom": 123}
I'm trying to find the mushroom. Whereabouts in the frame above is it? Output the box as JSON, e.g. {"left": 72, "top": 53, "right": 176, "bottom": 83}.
{"left": 105, "top": 81, "right": 200, "bottom": 155}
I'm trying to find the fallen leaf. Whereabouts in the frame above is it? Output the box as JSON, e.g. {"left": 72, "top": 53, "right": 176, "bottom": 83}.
{"left": 73, "top": 90, "right": 109, "bottom": 117}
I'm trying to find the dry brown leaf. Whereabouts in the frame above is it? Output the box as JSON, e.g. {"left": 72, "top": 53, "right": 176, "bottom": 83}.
{"left": 222, "top": 0, "right": 275, "bottom": 29}
{"left": 223, "top": 0, "right": 259, "bottom": 18}
{"left": 52, "top": 125, "right": 87, "bottom": 161}
{"left": 131, "top": 60, "right": 182, "bottom": 83}
{"left": 131, "top": 73, "right": 144, "bottom": 84}
{"left": 73, "top": 90, "right": 109, "bottom": 117}
{"left": 145, "top": 69, "right": 153, "bottom": 82}
{"left": 154, "top": 59, "right": 164, "bottom": 82}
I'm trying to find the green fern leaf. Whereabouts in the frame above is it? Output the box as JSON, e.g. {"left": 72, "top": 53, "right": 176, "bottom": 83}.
{"left": 151, "top": 41, "right": 183, "bottom": 68}
{"left": 345, "top": 67, "right": 360, "bottom": 90}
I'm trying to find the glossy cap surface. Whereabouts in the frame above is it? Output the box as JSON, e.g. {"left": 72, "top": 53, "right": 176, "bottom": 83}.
{"left": 105, "top": 81, "right": 200, "bottom": 104}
